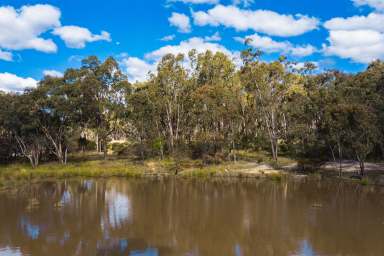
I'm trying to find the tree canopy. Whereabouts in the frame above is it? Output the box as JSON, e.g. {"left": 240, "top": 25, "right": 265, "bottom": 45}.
{"left": 1, "top": 51, "right": 383, "bottom": 176}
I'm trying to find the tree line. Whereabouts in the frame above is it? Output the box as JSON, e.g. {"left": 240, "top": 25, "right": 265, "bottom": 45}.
{"left": 0, "top": 47, "right": 383, "bottom": 175}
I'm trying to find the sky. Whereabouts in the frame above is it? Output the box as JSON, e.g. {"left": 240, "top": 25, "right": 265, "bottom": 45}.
{"left": 0, "top": 0, "right": 384, "bottom": 91}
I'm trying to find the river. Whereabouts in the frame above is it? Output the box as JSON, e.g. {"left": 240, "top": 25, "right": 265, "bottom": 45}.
{"left": 0, "top": 178, "right": 383, "bottom": 255}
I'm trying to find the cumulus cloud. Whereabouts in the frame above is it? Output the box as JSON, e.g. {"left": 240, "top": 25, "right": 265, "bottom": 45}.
{"left": 0, "top": 3, "right": 112, "bottom": 58}
{"left": 145, "top": 37, "right": 232, "bottom": 60}
{"left": 43, "top": 70, "right": 63, "bottom": 78}
{"left": 323, "top": 29, "right": 384, "bottom": 63}
{"left": 323, "top": 13, "right": 384, "bottom": 63}
{"left": 122, "top": 37, "right": 237, "bottom": 82}
{"left": 169, "top": 0, "right": 218, "bottom": 4}
{"left": 352, "top": 0, "right": 384, "bottom": 10}
{"left": 0, "top": 49, "right": 13, "bottom": 61}
{"left": 169, "top": 13, "right": 192, "bottom": 33}
{"left": 160, "top": 34, "right": 176, "bottom": 41}
{"left": 324, "top": 13, "right": 384, "bottom": 32}
{"left": 0, "top": 72, "right": 37, "bottom": 92}
{"left": 192, "top": 5, "right": 319, "bottom": 37}
{"left": 290, "top": 61, "right": 319, "bottom": 70}
{"left": 232, "top": 0, "right": 254, "bottom": 7}
{"left": 121, "top": 57, "right": 156, "bottom": 82}
{"left": 235, "top": 34, "right": 316, "bottom": 57}
{"left": 52, "top": 26, "right": 111, "bottom": 48}
{"left": 0, "top": 4, "right": 60, "bottom": 53}
{"left": 204, "top": 32, "right": 221, "bottom": 41}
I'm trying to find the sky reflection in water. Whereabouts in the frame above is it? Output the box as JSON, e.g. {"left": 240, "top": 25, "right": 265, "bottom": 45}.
{"left": 0, "top": 178, "right": 383, "bottom": 255}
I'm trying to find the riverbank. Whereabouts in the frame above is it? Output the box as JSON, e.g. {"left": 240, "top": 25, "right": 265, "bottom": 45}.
{"left": 1, "top": 152, "right": 384, "bottom": 190}
{"left": 0, "top": 152, "right": 293, "bottom": 190}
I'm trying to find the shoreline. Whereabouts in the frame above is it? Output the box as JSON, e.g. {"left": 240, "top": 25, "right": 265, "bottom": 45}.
{"left": 0, "top": 159, "right": 286, "bottom": 190}
{"left": 1, "top": 157, "right": 384, "bottom": 191}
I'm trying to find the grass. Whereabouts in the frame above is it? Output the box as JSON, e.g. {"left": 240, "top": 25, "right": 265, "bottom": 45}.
{"left": 0, "top": 151, "right": 294, "bottom": 190}
{"left": 236, "top": 150, "right": 296, "bottom": 168}
{"left": 0, "top": 159, "right": 145, "bottom": 190}
{"left": 179, "top": 166, "right": 225, "bottom": 178}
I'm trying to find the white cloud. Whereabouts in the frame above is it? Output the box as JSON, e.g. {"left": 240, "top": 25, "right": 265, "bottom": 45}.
{"left": 43, "top": 70, "right": 63, "bottom": 78}
{"left": 324, "top": 13, "right": 384, "bottom": 32}
{"left": 232, "top": 0, "right": 254, "bottom": 7}
{"left": 160, "top": 34, "right": 176, "bottom": 41}
{"left": 169, "top": 0, "right": 218, "bottom": 4}
{"left": 146, "top": 37, "right": 233, "bottom": 60}
{"left": 0, "top": 72, "right": 37, "bottom": 92}
{"left": 323, "top": 13, "right": 384, "bottom": 63}
{"left": 169, "top": 13, "right": 192, "bottom": 33}
{"left": 323, "top": 29, "right": 384, "bottom": 63}
{"left": 122, "top": 37, "right": 238, "bottom": 82}
{"left": 0, "top": 49, "right": 13, "bottom": 61}
{"left": 204, "top": 32, "right": 221, "bottom": 41}
{"left": 235, "top": 34, "right": 316, "bottom": 57}
{"left": 68, "top": 55, "right": 84, "bottom": 63}
{"left": 52, "top": 26, "right": 111, "bottom": 48}
{"left": 192, "top": 5, "right": 319, "bottom": 37}
{"left": 290, "top": 61, "right": 319, "bottom": 70}
{"left": 352, "top": 0, "right": 384, "bottom": 10}
{"left": 290, "top": 45, "right": 317, "bottom": 57}
{"left": 0, "top": 4, "right": 60, "bottom": 53}
{"left": 121, "top": 57, "right": 156, "bottom": 82}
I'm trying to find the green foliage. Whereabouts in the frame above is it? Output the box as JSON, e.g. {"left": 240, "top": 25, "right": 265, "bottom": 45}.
{"left": 110, "top": 142, "right": 131, "bottom": 155}
{"left": 0, "top": 50, "right": 383, "bottom": 178}
{"left": 360, "top": 178, "right": 370, "bottom": 186}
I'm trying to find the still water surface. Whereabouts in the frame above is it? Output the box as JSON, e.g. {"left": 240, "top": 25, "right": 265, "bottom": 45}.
{"left": 0, "top": 178, "right": 384, "bottom": 256}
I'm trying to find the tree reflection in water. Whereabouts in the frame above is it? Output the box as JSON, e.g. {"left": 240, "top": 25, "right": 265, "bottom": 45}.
{"left": 0, "top": 178, "right": 383, "bottom": 255}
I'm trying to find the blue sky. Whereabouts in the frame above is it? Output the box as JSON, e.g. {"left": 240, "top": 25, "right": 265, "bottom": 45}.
{"left": 0, "top": 0, "right": 383, "bottom": 91}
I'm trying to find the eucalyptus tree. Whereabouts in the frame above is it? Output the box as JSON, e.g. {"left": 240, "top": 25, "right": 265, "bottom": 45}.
{"left": 126, "top": 83, "right": 160, "bottom": 159}
{"left": 79, "top": 56, "right": 130, "bottom": 159}
{"left": 355, "top": 61, "right": 384, "bottom": 158}
{"left": 150, "top": 53, "right": 189, "bottom": 153}
{"left": 0, "top": 91, "right": 46, "bottom": 167}
{"left": 342, "top": 67, "right": 381, "bottom": 175}
{"left": 240, "top": 50, "right": 304, "bottom": 161}
{"left": 36, "top": 76, "right": 78, "bottom": 164}
{"left": 190, "top": 50, "right": 240, "bottom": 159}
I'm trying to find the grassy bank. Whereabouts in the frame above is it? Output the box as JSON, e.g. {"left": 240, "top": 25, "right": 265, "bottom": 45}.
{"left": 0, "top": 160, "right": 143, "bottom": 189}
{"left": 0, "top": 151, "right": 291, "bottom": 190}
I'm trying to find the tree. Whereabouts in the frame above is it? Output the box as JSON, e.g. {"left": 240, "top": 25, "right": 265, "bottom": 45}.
{"left": 240, "top": 51, "right": 303, "bottom": 161}
{"left": 150, "top": 53, "right": 189, "bottom": 154}
{"left": 0, "top": 91, "right": 46, "bottom": 168}
{"left": 36, "top": 77, "right": 77, "bottom": 164}
{"left": 81, "top": 56, "right": 130, "bottom": 159}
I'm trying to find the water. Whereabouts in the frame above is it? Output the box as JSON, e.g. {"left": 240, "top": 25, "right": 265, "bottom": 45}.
{"left": 0, "top": 178, "right": 383, "bottom": 256}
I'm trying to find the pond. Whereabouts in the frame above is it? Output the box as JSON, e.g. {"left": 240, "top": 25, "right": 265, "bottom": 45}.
{"left": 0, "top": 178, "right": 383, "bottom": 255}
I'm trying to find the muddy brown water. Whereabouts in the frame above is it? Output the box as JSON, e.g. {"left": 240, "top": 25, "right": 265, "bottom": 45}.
{"left": 0, "top": 178, "right": 384, "bottom": 256}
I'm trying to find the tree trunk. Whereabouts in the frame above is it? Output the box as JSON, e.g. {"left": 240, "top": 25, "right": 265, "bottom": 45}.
{"left": 160, "top": 144, "right": 164, "bottom": 160}
{"left": 103, "top": 140, "right": 108, "bottom": 160}
{"left": 64, "top": 147, "right": 68, "bottom": 164}
{"left": 359, "top": 160, "right": 365, "bottom": 176}
{"left": 15, "top": 136, "right": 41, "bottom": 168}
{"left": 28, "top": 157, "right": 36, "bottom": 169}
{"left": 96, "top": 133, "right": 100, "bottom": 153}
{"left": 337, "top": 142, "right": 343, "bottom": 177}
{"left": 356, "top": 154, "right": 365, "bottom": 176}
{"left": 270, "top": 136, "right": 278, "bottom": 162}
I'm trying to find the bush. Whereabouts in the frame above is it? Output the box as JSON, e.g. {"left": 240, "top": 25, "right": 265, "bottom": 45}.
{"left": 191, "top": 140, "right": 225, "bottom": 160}
{"left": 0, "top": 135, "right": 17, "bottom": 164}
{"left": 110, "top": 142, "right": 130, "bottom": 155}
